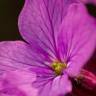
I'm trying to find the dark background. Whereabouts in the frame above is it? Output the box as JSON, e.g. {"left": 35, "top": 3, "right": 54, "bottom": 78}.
{"left": 0, "top": 0, "right": 96, "bottom": 96}
{"left": 0, "top": 0, "right": 24, "bottom": 41}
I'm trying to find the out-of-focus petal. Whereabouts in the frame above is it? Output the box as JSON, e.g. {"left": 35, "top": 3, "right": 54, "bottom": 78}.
{"left": 18, "top": 0, "right": 76, "bottom": 60}
{"left": 80, "top": 0, "right": 96, "bottom": 4}
{"left": 80, "top": 69, "right": 96, "bottom": 89}
{"left": 0, "top": 70, "right": 38, "bottom": 96}
{"left": 38, "top": 74, "right": 72, "bottom": 96}
{"left": 0, "top": 41, "right": 52, "bottom": 71}
{"left": 71, "top": 70, "right": 96, "bottom": 96}
{"left": 57, "top": 3, "right": 96, "bottom": 77}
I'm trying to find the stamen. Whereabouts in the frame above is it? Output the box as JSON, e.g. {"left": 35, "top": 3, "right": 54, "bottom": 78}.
{"left": 51, "top": 61, "right": 67, "bottom": 76}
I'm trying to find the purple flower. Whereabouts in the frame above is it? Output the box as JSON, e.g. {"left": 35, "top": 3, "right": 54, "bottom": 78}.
{"left": 0, "top": 0, "right": 96, "bottom": 96}
{"left": 80, "top": 0, "right": 96, "bottom": 4}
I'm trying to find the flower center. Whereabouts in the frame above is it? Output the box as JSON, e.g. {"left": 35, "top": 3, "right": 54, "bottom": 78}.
{"left": 51, "top": 61, "right": 67, "bottom": 76}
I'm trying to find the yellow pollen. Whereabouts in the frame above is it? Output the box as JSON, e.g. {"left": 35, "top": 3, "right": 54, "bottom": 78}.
{"left": 51, "top": 61, "right": 67, "bottom": 76}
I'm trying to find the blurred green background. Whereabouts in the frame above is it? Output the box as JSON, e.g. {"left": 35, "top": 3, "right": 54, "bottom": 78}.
{"left": 0, "top": 0, "right": 24, "bottom": 41}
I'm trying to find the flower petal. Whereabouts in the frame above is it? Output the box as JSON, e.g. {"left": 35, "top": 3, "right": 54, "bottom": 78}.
{"left": 80, "top": 0, "right": 96, "bottom": 4}
{"left": 49, "top": 75, "right": 72, "bottom": 96}
{"left": 0, "top": 70, "right": 38, "bottom": 96}
{"left": 38, "top": 74, "right": 72, "bottom": 96}
{"left": 57, "top": 3, "right": 96, "bottom": 77}
{"left": 18, "top": 0, "right": 76, "bottom": 60}
{"left": 0, "top": 41, "right": 52, "bottom": 71}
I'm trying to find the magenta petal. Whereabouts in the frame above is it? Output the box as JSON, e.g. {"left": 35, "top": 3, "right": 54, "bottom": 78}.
{"left": 38, "top": 74, "right": 72, "bottom": 96}
{"left": 18, "top": 0, "right": 76, "bottom": 60}
{"left": 38, "top": 81, "right": 52, "bottom": 96}
{"left": 81, "top": 69, "right": 96, "bottom": 89}
{"left": 0, "top": 41, "right": 51, "bottom": 71}
{"left": 0, "top": 70, "right": 38, "bottom": 96}
{"left": 80, "top": 0, "right": 96, "bottom": 4}
{"left": 57, "top": 3, "right": 96, "bottom": 77}
{"left": 49, "top": 75, "right": 72, "bottom": 96}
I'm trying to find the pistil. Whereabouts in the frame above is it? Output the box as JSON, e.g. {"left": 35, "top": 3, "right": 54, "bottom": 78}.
{"left": 52, "top": 61, "right": 67, "bottom": 76}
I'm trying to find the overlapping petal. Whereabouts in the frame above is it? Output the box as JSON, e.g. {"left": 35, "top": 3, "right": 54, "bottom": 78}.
{"left": 0, "top": 41, "right": 52, "bottom": 71}
{"left": 37, "top": 74, "right": 72, "bottom": 96}
{"left": 18, "top": 0, "right": 76, "bottom": 60}
{"left": 0, "top": 41, "right": 39, "bottom": 95}
{"left": 0, "top": 41, "right": 54, "bottom": 95}
{"left": 0, "top": 69, "right": 38, "bottom": 96}
{"left": 50, "top": 75, "right": 72, "bottom": 96}
{"left": 57, "top": 3, "right": 96, "bottom": 77}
